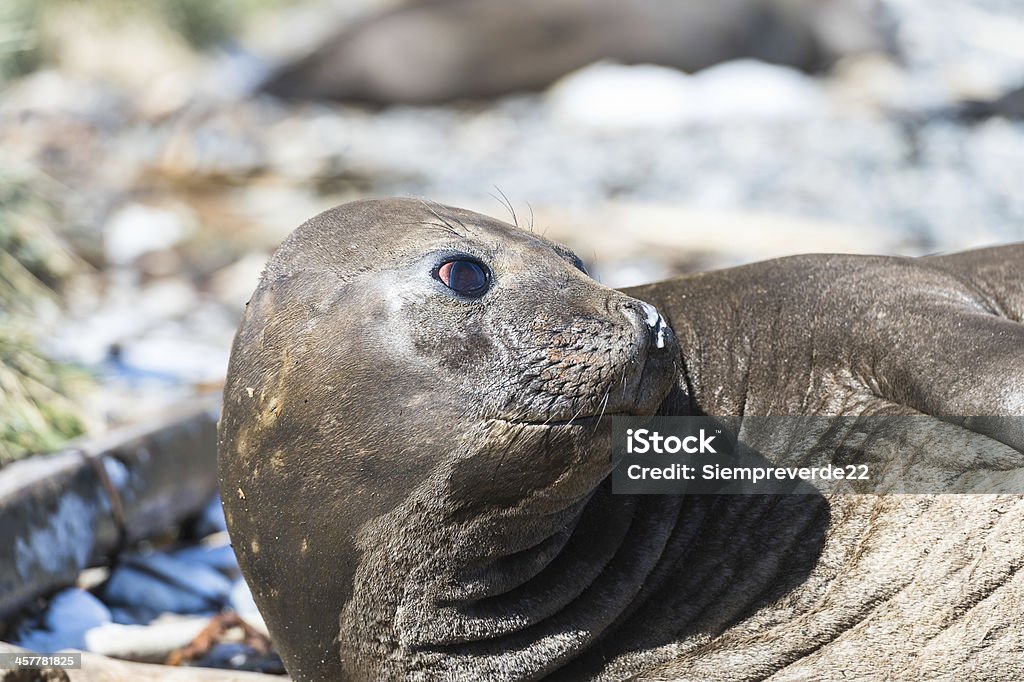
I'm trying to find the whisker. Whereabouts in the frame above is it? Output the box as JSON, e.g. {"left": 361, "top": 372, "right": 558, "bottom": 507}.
{"left": 490, "top": 185, "right": 519, "bottom": 228}
{"left": 564, "top": 398, "right": 590, "bottom": 427}
{"left": 594, "top": 389, "right": 612, "bottom": 430}
{"left": 417, "top": 198, "right": 469, "bottom": 237}
{"left": 399, "top": 219, "right": 462, "bottom": 239}
{"left": 437, "top": 203, "right": 470, "bottom": 231}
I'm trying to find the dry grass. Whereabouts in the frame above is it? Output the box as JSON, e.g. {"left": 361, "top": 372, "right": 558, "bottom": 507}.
{"left": 0, "top": 164, "right": 89, "bottom": 464}
{"left": 0, "top": 0, "right": 292, "bottom": 83}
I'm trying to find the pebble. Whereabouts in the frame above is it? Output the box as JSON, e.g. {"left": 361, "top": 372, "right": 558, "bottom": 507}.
{"left": 102, "top": 551, "right": 233, "bottom": 623}
{"left": 195, "top": 642, "right": 286, "bottom": 675}
{"left": 102, "top": 203, "right": 195, "bottom": 266}
{"left": 173, "top": 540, "right": 240, "bottom": 578}
{"left": 14, "top": 588, "right": 111, "bottom": 652}
{"left": 113, "top": 335, "right": 231, "bottom": 386}
{"left": 548, "top": 60, "right": 827, "bottom": 129}
{"left": 84, "top": 615, "right": 211, "bottom": 662}
{"left": 44, "top": 588, "right": 112, "bottom": 631}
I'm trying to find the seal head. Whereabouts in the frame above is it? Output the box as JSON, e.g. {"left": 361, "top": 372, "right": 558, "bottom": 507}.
{"left": 218, "top": 198, "right": 680, "bottom": 680}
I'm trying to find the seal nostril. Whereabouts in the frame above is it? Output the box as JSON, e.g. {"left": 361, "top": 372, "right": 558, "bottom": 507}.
{"left": 632, "top": 301, "right": 669, "bottom": 350}
{"left": 638, "top": 302, "right": 660, "bottom": 329}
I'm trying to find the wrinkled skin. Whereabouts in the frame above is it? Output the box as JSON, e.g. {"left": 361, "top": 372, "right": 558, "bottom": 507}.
{"left": 220, "top": 199, "right": 1024, "bottom": 681}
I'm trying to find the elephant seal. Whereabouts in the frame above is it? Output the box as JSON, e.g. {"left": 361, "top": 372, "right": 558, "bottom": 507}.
{"left": 220, "top": 199, "right": 1024, "bottom": 681}
{"left": 260, "top": 0, "right": 892, "bottom": 104}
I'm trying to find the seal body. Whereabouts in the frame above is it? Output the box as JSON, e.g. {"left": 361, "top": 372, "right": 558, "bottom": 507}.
{"left": 220, "top": 199, "right": 1024, "bottom": 681}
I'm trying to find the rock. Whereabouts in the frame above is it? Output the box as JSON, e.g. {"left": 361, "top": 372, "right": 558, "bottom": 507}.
{"left": 136, "top": 279, "right": 200, "bottom": 321}
{"left": 101, "top": 552, "right": 232, "bottom": 622}
{"left": 958, "top": 85, "right": 1024, "bottom": 121}
{"left": 149, "top": 104, "right": 272, "bottom": 183}
{"left": 13, "top": 588, "right": 111, "bottom": 652}
{"left": 690, "top": 60, "right": 828, "bottom": 121}
{"left": 83, "top": 615, "right": 211, "bottom": 662}
{"left": 109, "top": 607, "right": 147, "bottom": 626}
{"left": 548, "top": 59, "right": 826, "bottom": 129}
{"left": 13, "top": 629, "right": 69, "bottom": 656}
{"left": 76, "top": 567, "right": 111, "bottom": 592}
{"left": 103, "top": 204, "right": 195, "bottom": 266}
{"left": 172, "top": 541, "right": 239, "bottom": 578}
{"left": 0, "top": 70, "right": 123, "bottom": 118}
{"left": 126, "top": 553, "right": 234, "bottom": 605}
{"left": 548, "top": 63, "right": 696, "bottom": 130}
{"left": 43, "top": 588, "right": 111, "bottom": 633}
{"left": 194, "top": 643, "right": 286, "bottom": 675}
{"left": 103, "top": 575, "right": 213, "bottom": 624}
{"left": 111, "top": 336, "right": 230, "bottom": 387}
{"left": 0, "top": 455, "right": 118, "bottom": 627}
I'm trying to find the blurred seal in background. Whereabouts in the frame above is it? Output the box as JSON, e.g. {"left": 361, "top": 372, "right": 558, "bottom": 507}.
{"left": 260, "top": 0, "right": 893, "bottom": 104}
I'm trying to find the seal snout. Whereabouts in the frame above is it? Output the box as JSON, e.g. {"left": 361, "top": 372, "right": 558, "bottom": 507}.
{"left": 613, "top": 297, "right": 679, "bottom": 415}
{"left": 621, "top": 299, "right": 675, "bottom": 355}
{"left": 638, "top": 301, "right": 670, "bottom": 350}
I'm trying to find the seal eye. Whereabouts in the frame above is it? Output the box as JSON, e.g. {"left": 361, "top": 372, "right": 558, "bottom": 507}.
{"left": 436, "top": 259, "right": 491, "bottom": 297}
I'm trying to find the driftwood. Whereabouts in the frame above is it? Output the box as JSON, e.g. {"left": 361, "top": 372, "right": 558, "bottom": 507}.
{"left": 0, "top": 397, "right": 220, "bottom": 632}
{"left": 0, "top": 642, "right": 288, "bottom": 681}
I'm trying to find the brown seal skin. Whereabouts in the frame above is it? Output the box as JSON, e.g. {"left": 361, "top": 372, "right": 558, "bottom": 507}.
{"left": 219, "top": 199, "right": 1024, "bottom": 681}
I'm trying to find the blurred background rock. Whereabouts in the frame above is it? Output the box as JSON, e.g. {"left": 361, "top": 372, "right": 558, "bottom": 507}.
{"left": 1, "top": 0, "right": 1023, "bottom": 456}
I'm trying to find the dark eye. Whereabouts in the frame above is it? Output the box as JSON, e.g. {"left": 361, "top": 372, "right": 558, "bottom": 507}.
{"left": 435, "top": 259, "right": 491, "bottom": 297}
